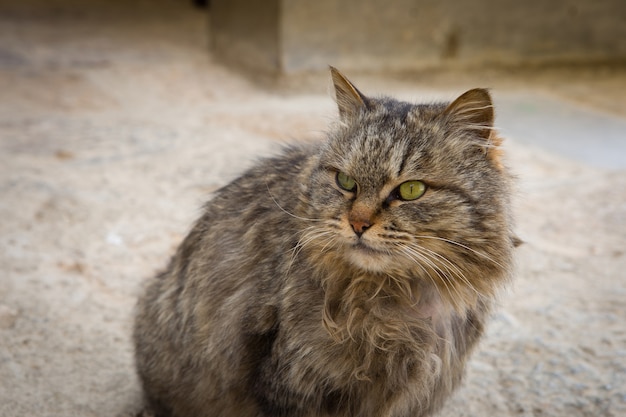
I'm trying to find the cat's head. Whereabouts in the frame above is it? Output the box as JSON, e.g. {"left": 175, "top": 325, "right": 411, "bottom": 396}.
{"left": 299, "top": 68, "right": 514, "bottom": 307}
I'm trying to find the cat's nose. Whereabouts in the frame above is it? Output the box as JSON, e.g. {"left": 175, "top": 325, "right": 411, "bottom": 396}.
{"left": 350, "top": 220, "right": 371, "bottom": 238}
{"left": 349, "top": 202, "right": 374, "bottom": 237}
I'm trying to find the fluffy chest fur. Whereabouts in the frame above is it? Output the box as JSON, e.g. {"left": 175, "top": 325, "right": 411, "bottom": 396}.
{"left": 258, "top": 242, "right": 485, "bottom": 417}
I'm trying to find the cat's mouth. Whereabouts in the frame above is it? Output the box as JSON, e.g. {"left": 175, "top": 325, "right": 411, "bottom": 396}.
{"left": 347, "top": 240, "right": 396, "bottom": 272}
{"left": 352, "top": 240, "right": 385, "bottom": 255}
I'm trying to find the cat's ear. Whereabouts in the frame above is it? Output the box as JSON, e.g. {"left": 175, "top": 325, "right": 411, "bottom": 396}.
{"left": 330, "top": 66, "right": 368, "bottom": 121}
{"left": 443, "top": 88, "right": 494, "bottom": 141}
{"left": 444, "top": 88, "right": 505, "bottom": 167}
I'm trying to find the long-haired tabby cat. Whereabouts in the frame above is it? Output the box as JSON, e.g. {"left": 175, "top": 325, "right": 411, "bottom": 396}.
{"left": 134, "top": 67, "right": 517, "bottom": 417}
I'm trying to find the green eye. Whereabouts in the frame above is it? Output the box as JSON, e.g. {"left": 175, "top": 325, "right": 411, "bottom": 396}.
{"left": 398, "top": 180, "right": 426, "bottom": 201}
{"left": 336, "top": 172, "right": 357, "bottom": 192}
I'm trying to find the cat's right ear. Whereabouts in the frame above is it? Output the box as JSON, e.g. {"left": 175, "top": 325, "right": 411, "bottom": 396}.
{"left": 442, "top": 88, "right": 494, "bottom": 141}
{"left": 330, "top": 66, "right": 368, "bottom": 121}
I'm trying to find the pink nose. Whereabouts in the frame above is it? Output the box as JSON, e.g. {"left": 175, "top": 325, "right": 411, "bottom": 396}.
{"left": 350, "top": 219, "right": 371, "bottom": 237}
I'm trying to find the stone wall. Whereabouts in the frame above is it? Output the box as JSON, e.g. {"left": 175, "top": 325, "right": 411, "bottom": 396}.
{"left": 210, "top": 0, "right": 626, "bottom": 74}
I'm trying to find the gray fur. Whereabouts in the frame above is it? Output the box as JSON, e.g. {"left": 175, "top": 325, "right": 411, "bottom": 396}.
{"left": 133, "top": 68, "right": 516, "bottom": 417}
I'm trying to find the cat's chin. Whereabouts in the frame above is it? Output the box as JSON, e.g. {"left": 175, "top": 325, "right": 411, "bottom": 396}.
{"left": 347, "top": 242, "right": 396, "bottom": 273}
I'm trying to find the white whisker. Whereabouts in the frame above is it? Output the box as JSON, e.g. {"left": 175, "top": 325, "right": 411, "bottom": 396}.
{"left": 414, "top": 235, "right": 505, "bottom": 270}
{"left": 411, "top": 246, "right": 466, "bottom": 302}
{"left": 285, "top": 226, "right": 339, "bottom": 276}
{"left": 396, "top": 244, "right": 455, "bottom": 303}
{"left": 412, "top": 243, "right": 481, "bottom": 298}
{"left": 265, "top": 182, "right": 321, "bottom": 222}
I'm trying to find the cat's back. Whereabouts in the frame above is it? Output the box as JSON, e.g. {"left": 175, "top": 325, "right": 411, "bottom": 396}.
{"left": 134, "top": 143, "right": 320, "bottom": 416}
{"left": 148, "top": 142, "right": 318, "bottom": 301}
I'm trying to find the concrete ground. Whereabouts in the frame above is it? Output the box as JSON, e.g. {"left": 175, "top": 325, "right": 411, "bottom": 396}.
{"left": 0, "top": 1, "right": 625, "bottom": 416}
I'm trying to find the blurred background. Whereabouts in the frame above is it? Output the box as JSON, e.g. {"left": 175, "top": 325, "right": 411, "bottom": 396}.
{"left": 211, "top": 0, "right": 626, "bottom": 74}
{"left": 0, "top": 1, "right": 624, "bottom": 416}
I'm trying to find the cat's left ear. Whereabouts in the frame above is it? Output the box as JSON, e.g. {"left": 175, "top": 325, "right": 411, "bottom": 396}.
{"left": 443, "top": 88, "right": 494, "bottom": 143}
{"left": 330, "top": 66, "right": 368, "bottom": 121}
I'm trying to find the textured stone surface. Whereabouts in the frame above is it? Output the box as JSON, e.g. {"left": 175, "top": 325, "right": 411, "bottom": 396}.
{"left": 211, "top": 0, "right": 626, "bottom": 74}
{"left": 0, "top": 1, "right": 625, "bottom": 416}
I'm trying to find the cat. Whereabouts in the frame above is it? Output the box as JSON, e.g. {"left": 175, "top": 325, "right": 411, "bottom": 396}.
{"left": 133, "top": 67, "right": 517, "bottom": 417}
